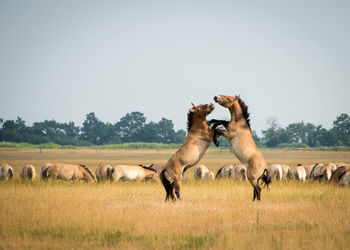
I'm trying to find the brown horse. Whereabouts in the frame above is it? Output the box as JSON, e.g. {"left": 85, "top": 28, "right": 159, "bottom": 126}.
{"left": 160, "top": 102, "right": 220, "bottom": 201}
{"left": 45, "top": 163, "right": 95, "bottom": 183}
{"left": 211, "top": 94, "right": 271, "bottom": 201}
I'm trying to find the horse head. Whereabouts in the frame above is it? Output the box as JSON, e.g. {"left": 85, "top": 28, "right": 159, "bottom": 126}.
{"left": 189, "top": 102, "right": 215, "bottom": 116}
{"left": 213, "top": 94, "right": 240, "bottom": 108}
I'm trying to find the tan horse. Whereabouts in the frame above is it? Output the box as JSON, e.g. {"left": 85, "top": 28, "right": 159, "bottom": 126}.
{"left": 45, "top": 163, "right": 95, "bottom": 182}
{"left": 40, "top": 163, "right": 52, "bottom": 180}
{"left": 111, "top": 165, "right": 158, "bottom": 182}
{"left": 0, "top": 163, "right": 13, "bottom": 180}
{"left": 193, "top": 165, "right": 214, "bottom": 180}
{"left": 330, "top": 165, "right": 350, "bottom": 185}
{"left": 296, "top": 164, "right": 315, "bottom": 179}
{"left": 310, "top": 163, "right": 332, "bottom": 181}
{"left": 95, "top": 164, "right": 113, "bottom": 182}
{"left": 280, "top": 164, "right": 293, "bottom": 180}
{"left": 230, "top": 164, "right": 247, "bottom": 180}
{"left": 160, "top": 103, "right": 220, "bottom": 201}
{"left": 293, "top": 165, "right": 306, "bottom": 182}
{"left": 211, "top": 94, "right": 271, "bottom": 201}
{"left": 215, "top": 165, "right": 234, "bottom": 179}
{"left": 268, "top": 164, "right": 283, "bottom": 181}
{"left": 20, "top": 164, "right": 36, "bottom": 180}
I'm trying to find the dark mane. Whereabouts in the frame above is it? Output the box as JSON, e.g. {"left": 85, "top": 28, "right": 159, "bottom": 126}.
{"left": 81, "top": 165, "right": 95, "bottom": 180}
{"left": 187, "top": 111, "right": 194, "bottom": 132}
{"left": 139, "top": 164, "right": 157, "bottom": 173}
{"left": 237, "top": 98, "right": 251, "bottom": 130}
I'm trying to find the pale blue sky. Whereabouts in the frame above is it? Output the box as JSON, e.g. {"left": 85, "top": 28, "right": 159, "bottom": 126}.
{"left": 1, "top": 0, "right": 349, "bottom": 135}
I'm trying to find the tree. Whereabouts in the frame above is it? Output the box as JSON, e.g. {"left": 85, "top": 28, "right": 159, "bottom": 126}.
{"left": 332, "top": 113, "right": 350, "bottom": 146}
{"left": 115, "top": 112, "right": 146, "bottom": 143}
{"left": 81, "top": 112, "right": 113, "bottom": 145}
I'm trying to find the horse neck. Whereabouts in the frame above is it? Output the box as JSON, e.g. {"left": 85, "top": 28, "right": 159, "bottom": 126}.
{"left": 82, "top": 168, "right": 94, "bottom": 182}
{"left": 229, "top": 102, "right": 244, "bottom": 123}
{"left": 189, "top": 114, "right": 209, "bottom": 132}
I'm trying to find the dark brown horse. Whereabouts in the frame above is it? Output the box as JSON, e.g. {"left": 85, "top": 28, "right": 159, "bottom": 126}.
{"left": 160, "top": 103, "right": 220, "bottom": 201}
{"left": 211, "top": 94, "right": 271, "bottom": 201}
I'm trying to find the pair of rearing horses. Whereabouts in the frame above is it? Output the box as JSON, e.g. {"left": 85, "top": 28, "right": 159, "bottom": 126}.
{"left": 160, "top": 94, "right": 271, "bottom": 202}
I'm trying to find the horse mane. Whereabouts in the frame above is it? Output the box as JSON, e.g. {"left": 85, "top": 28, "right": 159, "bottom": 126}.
{"left": 237, "top": 98, "right": 251, "bottom": 130}
{"left": 187, "top": 111, "right": 194, "bottom": 132}
{"left": 80, "top": 164, "right": 95, "bottom": 180}
{"left": 139, "top": 164, "right": 157, "bottom": 173}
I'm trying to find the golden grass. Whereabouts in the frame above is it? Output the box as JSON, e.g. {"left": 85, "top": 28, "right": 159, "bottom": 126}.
{"left": 0, "top": 148, "right": 350, "bottom": 249}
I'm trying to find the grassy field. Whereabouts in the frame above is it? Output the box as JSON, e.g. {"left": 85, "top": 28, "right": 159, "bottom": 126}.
{"left": 0, "top": 148, "right": 350, "bottom": 249}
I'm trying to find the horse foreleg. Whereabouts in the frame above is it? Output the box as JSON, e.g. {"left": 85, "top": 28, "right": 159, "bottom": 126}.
{"left": 173, "top": 180, "right": 181, "bottom": 200}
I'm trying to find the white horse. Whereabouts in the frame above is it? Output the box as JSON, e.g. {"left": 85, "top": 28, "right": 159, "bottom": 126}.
{"left": 268, "top": 164, "right": 283, "bottom": 181}
{"left": 0, "top": 163, "right": 13, "bottom": 180}
{"left": 293, "top": 166, "right": 306, "bottom": 182}
{"left": 111, "top": 165, "right": 158, "bottom": 182}
{"left": 20, "top": 164, "right": 36, "bottom": 180}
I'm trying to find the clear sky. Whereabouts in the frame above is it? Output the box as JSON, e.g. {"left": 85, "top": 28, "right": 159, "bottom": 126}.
{"left": 1, "top": 0, "right": 349, "bottom": 135}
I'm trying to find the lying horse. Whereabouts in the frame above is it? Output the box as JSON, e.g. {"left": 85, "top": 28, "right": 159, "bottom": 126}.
{"left": 0, "top": 163, "right": 13, "bottom": 180}
{"left": 96, "top": 164, "right": 113, "bottom": 182}
{"left": 45, "top": 163, "right": 95, "bottom": 183}
{"left": 20, "top": 164, "right": 36, "bottom": 180}
{"left": 211, "top": 94, "right": 271, "bottom": 201}
{"left": 110, "top": 165, "right": 158, "bottom": 182}
{"left": 160, "top": 102, "right": 220, "bottom": 201}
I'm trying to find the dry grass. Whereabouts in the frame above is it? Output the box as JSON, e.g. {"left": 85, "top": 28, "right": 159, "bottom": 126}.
{"left": 0, "top": 148, "right": 350, "bottom": 249}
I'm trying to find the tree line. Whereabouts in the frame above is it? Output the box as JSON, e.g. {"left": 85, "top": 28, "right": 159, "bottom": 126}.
{"left": 0, "top": 112, "right": 349, "bottom": 148}
{"left": 0, "top": 112, "right": 186, "bottom": 146}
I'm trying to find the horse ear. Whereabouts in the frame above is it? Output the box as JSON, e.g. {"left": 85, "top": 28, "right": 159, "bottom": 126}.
{"left": 235, "top": 94, "right": 240, "bottom": 100}
{"left": 191, "top": 102, "right": 197, "bottom": 108}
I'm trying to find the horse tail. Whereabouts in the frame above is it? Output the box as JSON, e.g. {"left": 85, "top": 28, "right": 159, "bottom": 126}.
{"left": 258, "top": 169, "right": 271, "bottom": 189}
{"left": 216, "top": 166, "right": 223, "bottom": 178}
{"left": 182, "top": 165, "right": 190, "bottom": 180}
{"left": 160, "top": 169, "right": 173, "bottom": 199}
{"left": 8, "top": 168, "right": 13, "bottom": 178}
{"left": 241, "top": 168, "right": 247, "bottom": 180}
{"left": 106, "top": 167, "right": 111, "bottom": 179}
{"left": 309, "top": 163, "right": 318, "bottom": 179}
{"left": 141, "top": 164, "right": 157, "bottom": 173}
{"left": 42, "top": 167, "right": 49, "bottom": 179}
{"left": 28, "top": 167, "right": 33, "bottom": 180}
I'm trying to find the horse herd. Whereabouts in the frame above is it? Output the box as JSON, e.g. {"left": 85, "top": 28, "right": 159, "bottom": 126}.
{"left": 1, "top": 161, "right": 349, "bottom": 185}
{"left": 1, "top": 94, "right": 349, "bottom": 202}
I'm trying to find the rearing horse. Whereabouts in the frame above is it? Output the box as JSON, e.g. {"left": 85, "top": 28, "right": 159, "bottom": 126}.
{"left": 211, "top": 94, "right": 271, "bottom": 201}
{"left": 160, "top": 103, "right": 220, "bottom": 201}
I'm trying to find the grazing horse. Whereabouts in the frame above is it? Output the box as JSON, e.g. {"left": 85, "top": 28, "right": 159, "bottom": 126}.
{"left": 211, "top": 94, "right": 271, "bottom": 201}
{"left": 111, "top": 165, "right": 158, "bottom": 182}
{"left": 40, "top": 163, "right": 52, "bottom": 180}
{"left": 280, "top": 164, "right": 293, "bottom": 180}
{"left": 0, "top": 163, "right": 13, "bottom": 180}
{"left": 297, "top": 164, "right": 315, "bottom": 179}
{"left": 293, "top": 165, "right": 306, "bottom": 182}
{"left": 310, "top": 163, "right": 332, "bottom": 181}
{"left": 216, "top": 165, "right": 234, "bottom": 179}
{"left": 330, "top": 165, "right": 350, "bottom": 185}
{"left": 268, "top": 164, "right": 283, "bottom": 181}
{"left": 193, "top": 165, "right": 214, "bottom": 180}
{"left": 160, "top": 102, "right": 221, "bottom": 201}
{"left": 20, "top": 164, "right": 36, "bottom": 180}
{"left": 230, "top": 164, "right": 247, "bottom": 180}
{"left": 96, "top": 164, "right": 113, "bottom": 182}
{"left": 46, "top": 163, "right": 95, "bottom": 183}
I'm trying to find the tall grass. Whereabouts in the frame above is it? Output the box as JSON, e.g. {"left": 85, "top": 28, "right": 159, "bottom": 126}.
{"left": 0, "top": 148, "right": 349, "bottom": 249}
